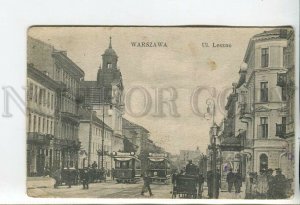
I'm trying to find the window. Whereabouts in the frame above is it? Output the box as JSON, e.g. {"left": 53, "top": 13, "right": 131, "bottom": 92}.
{"left": 260, "top": 82, "right": 268, "bottom": 102}
{"left": 38, "top": 116, "right": 41, "bottom": 132}
{"left": 34, "top": 85, "right": 38, "bottom": 103}
{"left": 42, "top": 118, "right": 45, "bottom": 133}
{"left": 28, "top": 114, "right": 31, "bottom": 132}
{"left": 282, "top": 86, "right": 287, "bottom": 101}
{"left": 50, "top": 121, "right": 53, "bottom": 134}
{"left": 261, "top": 48, "right": 269, "bottom": 67}
{"left": 260, "top": 117, "right": 268, "bottom": 138}
{"left": 28, "top": 83, "right": 33, "bottom": 101}
{"left": 259, "top": 154, "right": 268, "bottom": 171}
{"left": 47, "top": 119, "right": 49, "bottom": 134}
{"left": 107, "top": 63, "right": 112, "bottom": 69}
{"left": 51, "top": 94, "right": 54, "bottom": 110}
{"left": 33, "top": 115, "right": 36, "bottom": 132}
{"left": 39, "top": 89, "right": 43, "bottom": 105}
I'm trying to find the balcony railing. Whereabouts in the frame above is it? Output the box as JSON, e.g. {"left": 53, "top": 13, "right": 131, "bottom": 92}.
{"left": 277, "top": 73, "right": 287, "bottom": 87}
{"left": 276, "top": 123, "right": 287, "bottom": 138}
{"left": 27, "top": 132, "right": 51, "bottom": 145}
{"left": 286, "top": 121, "right": 294, "bottom": 135}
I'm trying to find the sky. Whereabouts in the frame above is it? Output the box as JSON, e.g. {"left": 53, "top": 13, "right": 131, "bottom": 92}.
{"left": 28, "top": 27, "right": 270, "bottom": 154}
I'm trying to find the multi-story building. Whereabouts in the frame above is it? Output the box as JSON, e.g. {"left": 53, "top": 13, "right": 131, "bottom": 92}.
{"left": 236, "top": 29, "right": 294, "bottom": 177}
{"left": 28, "top": 37, "right": 85, "bottom": 170}
{"left": 78, "top": 108, "right": 114, "bottom": 171}
{"left": 27, "top": 64, "right": 59, "bottom": 176}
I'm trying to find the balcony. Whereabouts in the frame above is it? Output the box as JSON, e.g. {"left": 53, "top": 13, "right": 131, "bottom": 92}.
{"left": 276, "top": 123, "right": 287, "bottom": 138}
{"left": 277, "top": 73, "right": 287, "bottom": 87}
{"left": 286, "top": 121, "right": 294, "bottom": 136}
{"left": 27, "top": 132, "right": 51, "bottom": 145}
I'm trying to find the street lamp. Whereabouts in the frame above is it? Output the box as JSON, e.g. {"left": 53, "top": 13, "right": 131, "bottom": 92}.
{"left": 206, "top": 98, "right": 220, "bottom": 199}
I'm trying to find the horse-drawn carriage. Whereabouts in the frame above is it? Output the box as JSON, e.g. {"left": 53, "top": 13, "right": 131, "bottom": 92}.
{"left": 147, "top": 153, "right": 171, "bottom": 184}
{"left": 171, "top": 161, "right": 204, "bottom": 198}
{"left": 60, "top": 167, "right": 79, "bottom": 186}
{"left": 112, "top": 152, "right": 141, "bottom": 183}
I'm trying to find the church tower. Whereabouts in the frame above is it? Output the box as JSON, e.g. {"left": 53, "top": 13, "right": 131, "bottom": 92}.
{"left": 96, "top": 37, "right": 124, "bottom": 108}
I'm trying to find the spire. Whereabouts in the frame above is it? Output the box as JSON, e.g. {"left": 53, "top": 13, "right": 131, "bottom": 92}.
{"left": 109, "top": 36, "right": 112, "bottom": 48}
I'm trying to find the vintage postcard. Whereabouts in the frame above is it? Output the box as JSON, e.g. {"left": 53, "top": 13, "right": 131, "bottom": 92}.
{"left": 26, "top": 26, "right": 295, "bottom": 199}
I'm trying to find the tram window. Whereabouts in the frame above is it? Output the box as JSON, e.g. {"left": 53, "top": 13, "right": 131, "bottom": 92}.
{"left": 115, "top": 161, "right": 121, "bottom": 168}
{"left": 121, "top": 161, "right": 129, "bottom": 168}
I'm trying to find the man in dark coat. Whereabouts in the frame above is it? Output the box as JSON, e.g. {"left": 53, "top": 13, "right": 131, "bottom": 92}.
{"left": 66, "top": 167, "right": 72, "bottom": 188}
{"left": 226, "top": 168, "right": 235, "bottom": 193}
{"left": 273, "top": 168, "right": 287, "bottom": 199}
{"left": 206, "top": 170, "right": 213, "bottom": 198}
{"left": 186, "top": 160, "right": 198, "bottom": 176}
{"left": 234, "top": 169, "right": 242, "bottom": 193}
{"left": 266, "top": 168, "right": 275, "bottom": 199}
{"left": 214, "top": 169, "right": 221, "bottom": 199}
{"left": 82, "top": 167, "right": 90, "bottom": 189}
{"left": 141, "top": 171, "right": 153, "bottom": 196}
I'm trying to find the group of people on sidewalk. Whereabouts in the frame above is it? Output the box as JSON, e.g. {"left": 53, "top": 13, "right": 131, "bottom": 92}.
{"left": 51, "top": 161, "right": 109, "bottom": 190}
{"left": 226, "top": 168, "right": 242, "bottom": 193}
{"left": 246, "top": 168, "right": 290, "bottom": 199}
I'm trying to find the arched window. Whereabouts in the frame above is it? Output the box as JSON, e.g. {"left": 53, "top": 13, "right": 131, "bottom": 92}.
{"left": 259, "top": 153, "right": 268, "bottom": 171}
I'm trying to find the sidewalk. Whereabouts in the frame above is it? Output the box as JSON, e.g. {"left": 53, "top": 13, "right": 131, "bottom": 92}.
{"left": 202, "top": 182, "right": 246, "bottom": 199}
{"left": 27, "top": 176, "right": 55, "bottom": 189}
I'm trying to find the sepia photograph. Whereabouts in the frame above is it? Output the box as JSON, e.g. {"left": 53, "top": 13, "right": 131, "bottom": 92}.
{"left": 26, "top": 26, "right": 295, "bottom": 199}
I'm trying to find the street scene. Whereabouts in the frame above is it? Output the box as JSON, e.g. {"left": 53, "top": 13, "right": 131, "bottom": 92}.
{"left": 27, "top": 27, "right": 295, "bottom": 199}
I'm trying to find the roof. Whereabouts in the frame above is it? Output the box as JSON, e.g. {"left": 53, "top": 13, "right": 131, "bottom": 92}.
{"left": 243, "top": 28, "right": 290, "bottom": 63}
{"left": 102, "top": 37, "right": 118, "bottom": 57}
{"left": 122, "top": 118, "right": 150, "bottom": 133}
{"left": 52, "top": 51, "right": 85, "bottom": 78}
{"left": 78, "top": 108, "right": 112, "bottom": 131}
{"left": 27, "top": 64, "right": 59, "bottom": 90}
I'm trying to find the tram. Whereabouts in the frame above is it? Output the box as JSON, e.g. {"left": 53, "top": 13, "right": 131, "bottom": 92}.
{"left": 147, "top": 153, "right": 171, "bottom": 184}
{"left": 112, "top": 152, "right": 141, "bottom": 183}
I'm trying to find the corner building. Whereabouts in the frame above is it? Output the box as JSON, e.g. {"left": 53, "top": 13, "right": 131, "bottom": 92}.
{"left": 237, "top": 29, "right": 295, "bottom": 176}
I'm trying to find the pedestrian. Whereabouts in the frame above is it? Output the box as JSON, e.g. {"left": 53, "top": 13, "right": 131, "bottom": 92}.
{"left": 141, "top": 171, "right": 153, "bottom": 197}
{"left": 66, "top": 167, "right": 72, "bottom": 188}
{"left": 52, "top": 168, "right": 62, "bottom": 189}
{"left": 256, "top": 169, "right": 268, "bottom": 199}
{"left": 186, "top": 160, "right": 198, "bottom": 175}
{"left": 112, "top": 168, "right": 115, "bottom": 180}
{"left": 198, "top": 173, "right": 205, "bottom": 198}
{"left": 92, "top": 161, "right": 97, "bottom": 169}
{"left": 215, "top": 169, "right": 221, "bottom": 199}
{"left": 266, "top": 168, "right": 275, "bottom": 199}
{"left": 82, "top": 167, "right": 90, "bottom": 189}
{"left": 226, "top": 168, "right": 235, "bottom": 193}
{"left": 273, "top": 168, "right": 287, "bottom": 199}
{"left": 234, "top": 169, "right": 242, "bottom": 193}
{"left": 206, "top": 170, "right": 213, "bottom": 198}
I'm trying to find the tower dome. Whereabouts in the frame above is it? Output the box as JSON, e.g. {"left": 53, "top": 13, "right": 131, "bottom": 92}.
{"left": 101, "top": 36, "right": 118, "bottom": 70}
{"left": 103, "top": 36, "right": 118, "bottom": 57}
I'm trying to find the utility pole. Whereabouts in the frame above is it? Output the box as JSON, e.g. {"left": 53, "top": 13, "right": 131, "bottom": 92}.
{"left": 101, "top": 86, "right": 105, "bottom": 169}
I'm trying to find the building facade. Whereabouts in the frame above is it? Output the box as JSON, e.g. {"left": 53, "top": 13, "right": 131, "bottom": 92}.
{"left": 28, "top": 37, "right": 85, "bottom": 170}
{"left": 27, "top": 65, "right": 58, "bottom": 176}
{"left": 78, "top": 108, "right": 114, "bottom": 171}
{"left": 238, "top": 29, "right": 294, "bottom": 176}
